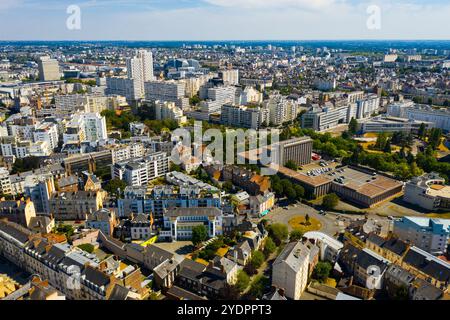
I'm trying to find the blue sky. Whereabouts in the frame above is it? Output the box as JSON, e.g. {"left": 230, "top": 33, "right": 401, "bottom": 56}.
{"left": 0, "top": 0, "right": 449, "bottom": 40}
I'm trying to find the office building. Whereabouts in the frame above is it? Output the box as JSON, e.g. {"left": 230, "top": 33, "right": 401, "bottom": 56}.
{"left": 273, "top": 137, "right": 313, "bottom": 167}
{"left": 404, "top": 173, "right": 450, "bottom": 211}
{"left": 38, "top": 56, "right": 60, "bottom": 81}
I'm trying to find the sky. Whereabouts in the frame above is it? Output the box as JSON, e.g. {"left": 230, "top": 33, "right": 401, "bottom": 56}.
{"left": 0, "top": 0, "right": 449, "bottom": 40}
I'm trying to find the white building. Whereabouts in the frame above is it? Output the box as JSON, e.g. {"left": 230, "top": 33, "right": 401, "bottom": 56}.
{"left": 388, "top": 102, "right": 450, "bottom": 132}
{"left": 394, "top": 216, "right": 450, "bottom": 255}
{"left": 112, "top": 152, "right": 169, "bottom": 187}
{"left": 63, "top": 112, "right": 107, "bottom": 144}
{"left": 304, "top": 231, "right": 343, "bottom": 263}
{"left": 153, "top": 100, "right": 186, "bottom": 124}
{"left": 33, "top": 122, "right": 59, "bottom": 150}
{"left": 264, "top": 94, "right": 300, "bottom": 126}
{"left": 0, "top": 167, "right": 12, "bottom": 195}
{"left": 106, "top": 77, "right": 142, "bottom": 101}
{"left": 144, "top": 80, "right": 188, "bottom": 109}
{"left": 127, "top": 50, "right": 155, "bottom": 96}
{"left": 219, "top": 69, "right": 239, "bottom": 86}
{"left": 161, "top": 207, "right": 223, "bottom": 241}
{"left": 272, "top": 241, "right": 311, "bottom": 300}
{"left": 220, "top": 104, "right": 269, "bottom": 129}
{"left": 404, "top": 173, "right": 450, "bottom": 211}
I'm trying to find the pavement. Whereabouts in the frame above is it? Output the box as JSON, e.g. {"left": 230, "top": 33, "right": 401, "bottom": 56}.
{"left": 264, "top": 203, "right": 342, "bottom": 237}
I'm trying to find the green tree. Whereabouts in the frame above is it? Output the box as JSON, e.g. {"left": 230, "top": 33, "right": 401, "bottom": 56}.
{"left": 293, "top": 185, "right": 305, "bottom": 200}
{"left": 348, "top": 117, "right": 358, "bottom": 135}
{"left": 383, "top": 139, "right": 392, "bottom": 153}
{"left": 312, "top": 261, "right": 332, "bottom": 283}
{"left": 289, "top": 230, "right": 304, "bottom": 242}
{"left": 418, "top": 123, "right": 426, "bottom": 139}
{"left": 249, "top": 275, "right": 270, "bottom": 298}
{"left": 104, "top": 179, "right": 127, "bottom": 197}
{"left": 250, "top": 251, "right": 265, "bottom": 269}
{"left": 322, "top": 193, "right": 339, "bottom": 210}
{"left": 267, "top": 223, "right": 289, "bottom": 245}
{"left": 284, "top": 160, "right": 298, "bottom": 171}
{"left": 191, "top": 225, "right": 208, "bottom": 246}
{"left": 235, "top": 270, "right": 250, "bottom": 292}
{"left": 263, "top": 237, "right": 277, "bottom": 257}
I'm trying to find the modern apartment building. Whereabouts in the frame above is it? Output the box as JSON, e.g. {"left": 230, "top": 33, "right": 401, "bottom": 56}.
{"left": 394, "top": 216, "right": 450, "bottom": 255}
{"left": 219, "top": 69, "right": 239, "bottom": 86}
{"left": 220, "top": 104, "right": 269, "bottom": 129}
{"left": 144, "top": 80, "right": 188, "bottom": 109}
{"left": 106, "top": 77, "right": 142, "bottom": 101}
{"left": 112, "top": 152, "right": 169, "bottom": 187}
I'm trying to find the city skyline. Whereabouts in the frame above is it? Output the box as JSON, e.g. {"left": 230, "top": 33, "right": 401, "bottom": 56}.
{"left": 0, "top": 0, "right": 450, "bottom": 40}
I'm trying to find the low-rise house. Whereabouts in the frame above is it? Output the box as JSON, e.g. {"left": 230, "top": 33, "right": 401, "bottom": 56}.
{"left": 28, "top": 216, "right": 55, "bottom": 234}
{"left": 227, "top": 240, "right": 252, "bottom": 266}
{"left": 176, "top": 259, "right": 227, "bottom": 300}
{"left": 0, "top": 199, "right": 36, "bottom": 228}
{"left": 401, "top": 246, "right": 450, "bottom": 292}
{"left": 207, "top": 256, "right": 239, "bottom": 285}
{"left": 304, "top": 231, "right": 343, "bottom": 263}
{"left": 338, "top": 244, "right": 391, "bottom": 290}
{"left": 86, "top": 208, "right": 117, "bottom": 236}
{"left": 130, "top": 214, "right": 152, "bottom": 240}
{"left": 366, "top": 233, "right": 409, "bottom": 264}
{"left": 143, "top": 245, "right": 177, "bottom": 271}
{"left": 153, "top": 258, "right": 182, "bottom": 290}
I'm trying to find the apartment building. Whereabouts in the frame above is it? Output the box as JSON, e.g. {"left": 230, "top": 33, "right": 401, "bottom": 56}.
{"left": 48, "top": 190, "right": 105, "bottom": 220}
{"left": 394, "top": 216, "right": 450, "bottom": 255}
{"left": 144, "top": 80, "right": 188, "bottom": 109}
{"left": 161, "top": 207, "right": 223, "bottom": 241}
{"left": 272, "top": 241, "right": 311, "bottom": 300}
{"left": 220, "top": 104, "right": 269, "bottom": 129}
{"left": 112, "top": 152, "right": 169, "bottom": 187}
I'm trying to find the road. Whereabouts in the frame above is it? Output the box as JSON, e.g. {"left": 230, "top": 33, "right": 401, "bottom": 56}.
{"left": 264, "top": 203, "right": 342, "bottom": 237}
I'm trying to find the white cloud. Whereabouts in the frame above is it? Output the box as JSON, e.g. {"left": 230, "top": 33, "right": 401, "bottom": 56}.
{"left": 204, "top": 0, "right": 336, "bottom": 10}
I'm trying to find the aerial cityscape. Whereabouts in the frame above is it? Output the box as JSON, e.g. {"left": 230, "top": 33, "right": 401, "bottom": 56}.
{"left": 0, "top": 1, "right": 449, "bottom": 305}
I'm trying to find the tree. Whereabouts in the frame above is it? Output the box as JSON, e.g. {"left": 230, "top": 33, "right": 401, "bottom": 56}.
{"left": 348, "top": 117, "right": 358, "bottom": 135}
{"left": 322, "top": 193, "right": 339, "bottom": 210}
{"left": 284, "top": 160, "right": 298, "bottom": 171}
{"left": 104, "top": 179, "right": 127, "bottom": 197}
{"left": 222, "top": 181, "right": 234, "bottom": 193}
{"left": 289, "top": 230, "right": 304, "bottom": 242}
{"left": 393, "top": 285, "right": 409, "bottom": 300}
{"left": 383, "top": 139, "right": 392, "bottom": 153}
{"left": 312, "top": 261, "right": 332, "bottom": 283}
{"left": 235, "top": 270, "right": 250, "bottom": 292}
{"left": 418, "top": 123, "right": 426, "bottom": 139}
{"left": 293, "top": 185, "right": 305, "bottom": 200}
{"left": 263, "top": 237, "right": 276, "bottom": 257}
{"left": 191, "top": 225, "right": 208, "bottom": 246}
{"left": 267, "top": 223, "right": 289, "bottom": 246}
{"left": 249, "top": 275, "right": 270, "bottom": 299}
{"left": 250, "top": 251, "right": 265, "bottom": 269}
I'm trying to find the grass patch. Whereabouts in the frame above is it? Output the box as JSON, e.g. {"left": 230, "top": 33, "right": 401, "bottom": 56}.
{"left": 195, "top": 258, "right": 210, "bottom": 266}
{"left": 216, "top": 246, "right": 229, "bottom": 257}
{"left": 288, "top": 216, "right": 322, "bottom": 233}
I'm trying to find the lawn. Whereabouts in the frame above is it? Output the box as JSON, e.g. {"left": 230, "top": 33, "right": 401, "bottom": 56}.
{"left": 288, "top": 216, "right": 322, "bottom": 233}
{"left": 195, "top": 258, "right": 210, "bottom": 266}
{"left": 216, "top": 246, "right": 229, "bottom": 257}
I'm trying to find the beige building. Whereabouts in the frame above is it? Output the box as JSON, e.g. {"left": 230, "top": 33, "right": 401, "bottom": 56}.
{"left": 0, "top": 199, "right": 36, "bottom": 228}
{"left": 48, "top": 190, "right": 105, "bottom": 221}
{"left": 272, "top": 241, "right": 311, "bottom": 300}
